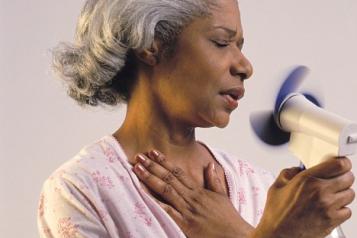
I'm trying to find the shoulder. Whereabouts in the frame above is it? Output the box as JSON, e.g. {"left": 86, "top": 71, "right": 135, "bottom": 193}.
{"left": 42, "top": 135, "right": 130, "bottom": 197}
{"left": 38, "top": 136, "right": 125, "bottom": 237}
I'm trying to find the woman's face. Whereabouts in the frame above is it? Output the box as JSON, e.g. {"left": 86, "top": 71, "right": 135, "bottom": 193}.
{"left": 153, "top": 0, "right": 253, "bottom": 128}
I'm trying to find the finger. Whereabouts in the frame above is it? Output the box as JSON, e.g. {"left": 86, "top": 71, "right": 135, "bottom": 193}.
{"left": 273, "top": 167, "right": 302, "bottom": 188}
{"left": 205, "top": 162, "right": 226, "bottom": 195}
{"left": 302, "top": 157, "right": 352, "bottom": 179}
{"left": 147, "top": 150, "right": 196, "bottom": 189}
{"left": 335, "top": 207, "right": 352, "bottom": 225}
{"left": 328, "top": 171, "right": 355, "bottom": 193}
{"left": 333, "top": 188, "right": 355, "bottom": 209}
{"left": 136, "top": 154, "right": 191, "bottom": 197}
{"left": 133, "top": 163, "right": 188, "bottom": 212}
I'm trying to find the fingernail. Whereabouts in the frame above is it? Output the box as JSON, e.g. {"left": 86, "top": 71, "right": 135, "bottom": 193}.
{"left": 152, "top": 150, "right": 160, "bottom": 158}
{"left": 136, "top": 154, "right": 146, "bottom": 163}
{"left": 136, "top": 163, "right": 146, "bottom": 173}
{"left": 213, "top": 163, "right": 218, "bottom": 174}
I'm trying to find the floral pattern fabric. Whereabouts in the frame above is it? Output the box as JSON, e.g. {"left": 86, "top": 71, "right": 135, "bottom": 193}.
{"left": 37, "top": 135, "right": 275, "bottom": 238}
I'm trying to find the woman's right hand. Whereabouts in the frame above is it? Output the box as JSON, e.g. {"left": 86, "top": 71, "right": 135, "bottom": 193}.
{"left": 253, "top": 157, "right": 355, "bottom": 238}
{"left": 132, "top": 150, "right": 254, "bottom": 238}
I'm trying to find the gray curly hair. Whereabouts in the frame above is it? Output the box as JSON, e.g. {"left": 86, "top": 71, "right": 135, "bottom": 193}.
{"left": 52, "top": 0, "right": 217, "bottom": 107}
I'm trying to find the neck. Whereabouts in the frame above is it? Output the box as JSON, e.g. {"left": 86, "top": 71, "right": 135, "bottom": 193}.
{"left": 113, "top": 78, "right": 198, "bottom": 164}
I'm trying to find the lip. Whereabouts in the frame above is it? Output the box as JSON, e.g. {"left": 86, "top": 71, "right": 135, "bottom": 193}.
{"left": 220, "top": 94, "right": 239, "bottom": 110}
{"left": 219, "top": 87, "right": 245, "bottom": 110}
{"left": 219, "top": 87, "right": 245, "bottom": 100}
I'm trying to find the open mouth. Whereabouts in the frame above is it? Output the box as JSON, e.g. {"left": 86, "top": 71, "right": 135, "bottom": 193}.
{"left": 219, "top": 87, "right": 244, "bottom": 101}
{"left": 219, "top": 92, "right": 239, "bottom": 101}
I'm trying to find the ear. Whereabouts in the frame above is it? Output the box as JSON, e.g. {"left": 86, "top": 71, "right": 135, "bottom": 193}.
{"left": 135, "top": 40, "right": 161, "bottom": 66}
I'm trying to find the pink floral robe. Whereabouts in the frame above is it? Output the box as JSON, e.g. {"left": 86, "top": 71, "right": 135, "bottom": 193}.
{"left": 37, "top": 135, "right": 275, "bottom": 238}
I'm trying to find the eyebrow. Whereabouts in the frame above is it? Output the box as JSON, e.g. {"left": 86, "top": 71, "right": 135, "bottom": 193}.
{"left": 212, "top": 26, "right": 238, "bottom": 37}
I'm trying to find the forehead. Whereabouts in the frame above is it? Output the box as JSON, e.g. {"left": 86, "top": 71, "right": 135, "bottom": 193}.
{"left": 197, "top": 0, "right": 242, "bottom": 35}
{"left": 209, "top": 0, "right": 241, "bottom": 23}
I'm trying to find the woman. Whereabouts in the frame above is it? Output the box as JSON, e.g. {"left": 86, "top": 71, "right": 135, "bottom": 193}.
{"left": 38, "top": 0, "right": 355, "bottom": 237}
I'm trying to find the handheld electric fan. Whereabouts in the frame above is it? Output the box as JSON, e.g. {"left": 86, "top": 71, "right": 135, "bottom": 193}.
{"left": 275, "top": 92, "right": 357, "bottom": 168}
{"left": 250, "top": 65, "right": 357, "bottom": 238}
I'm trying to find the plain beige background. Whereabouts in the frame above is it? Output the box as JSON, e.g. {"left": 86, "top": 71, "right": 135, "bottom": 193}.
{"left": 1, "top": 0, "right": 356, "bottom": 237}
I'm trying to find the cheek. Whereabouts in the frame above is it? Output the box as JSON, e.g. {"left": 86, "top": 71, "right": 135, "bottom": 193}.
{"left": 182, "top": 43, "right": 229, "bottom": 82}
{"left": 203, "top": 43, "right": 232, "bottom": 72}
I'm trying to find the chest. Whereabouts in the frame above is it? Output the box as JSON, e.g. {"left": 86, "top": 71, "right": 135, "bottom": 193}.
{"left": 140, "top": 154, "right": 230, "bottom": 200}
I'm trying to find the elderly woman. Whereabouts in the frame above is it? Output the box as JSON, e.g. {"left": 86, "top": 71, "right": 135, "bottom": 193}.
{"left": 38, "top": 0, "right": 355, "bottom": 237}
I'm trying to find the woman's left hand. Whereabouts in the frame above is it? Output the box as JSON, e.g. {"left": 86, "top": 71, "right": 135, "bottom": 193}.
{"left": 132, "top": 150, "right": 254, "bottom": 238}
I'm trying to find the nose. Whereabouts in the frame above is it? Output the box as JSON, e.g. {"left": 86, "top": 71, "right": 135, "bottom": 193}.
{"left": 230, "top": 50, "right": 253, "bottom": 81}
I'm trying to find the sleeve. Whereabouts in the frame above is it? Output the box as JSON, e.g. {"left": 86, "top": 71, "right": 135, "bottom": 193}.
{"left": 37, "top": 170, "right": 110, "bottom": 238}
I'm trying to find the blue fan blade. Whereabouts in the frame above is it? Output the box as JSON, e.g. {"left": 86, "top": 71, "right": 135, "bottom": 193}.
{"left": 249, "top": 110, "right": 290, "bottom": 145}
{"left": 274, "top": 66, "right": 309, "bottom": 115}
{"left": 302, "top": 92, "right": 323, "bottom": 107}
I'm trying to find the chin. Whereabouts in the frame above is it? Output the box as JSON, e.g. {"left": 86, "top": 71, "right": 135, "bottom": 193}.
{"left": 216, "top": 119, "right": 229, "bottom": 128}
{"left": 197, "top": 118, "right": 229, "bottom": 129}
{"left": 215, "top": 111, "right": 232, "bottom": 128}
{"left": 209, "top": 116, "right": 231, "bottom": 128}
{"left": 196, "top": 110, "right": 231, "bottom": 128}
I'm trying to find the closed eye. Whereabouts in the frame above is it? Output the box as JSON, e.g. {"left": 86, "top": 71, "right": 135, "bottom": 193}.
{"left": 212, "top": 40, "right": 229, "bottom": 48}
